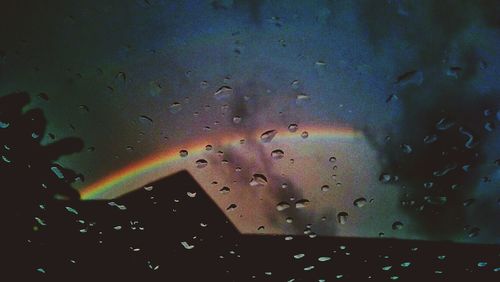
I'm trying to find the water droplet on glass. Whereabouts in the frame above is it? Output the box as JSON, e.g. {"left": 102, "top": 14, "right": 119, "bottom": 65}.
{"left": 0, "top": 121, "right": 10, "bottom": 128}
{"left": 271, "top": 149, "right": 284, "bottom": 160}
{"left": 232, "top": 116, "right": 242, "bottom": 124}
{"left": 50, "top": 166, "right": 65, "bottom": 179}
{"left": 446, "top": 66, "right": 462, "bottom": 78}
{"left": 401, "top": 262, "right": 411, "bottom": 267}
{"left": 181, "top": 241, "right": 195, "bottom": 250}
{"left": 321, "top": 185, "right": 330, "bottom": 192}
{"left": 195, "top": 159, "right": 208, "bottom": 168}
{"left": 318, "top": 256, "right": 331, "bottom": 262}
{"left": 36, "top": 91, "right": 49, "bottom": 101}
{"left": 467, "top": 227, "right": 480, "bottom": 238}
{"left": 226, "top": 203, "right": 237, "bottom": 211}
{"left": 296, "top": 93, "right": 310, "bottom": 105}
{"left": 433, "top": 163, "right": 457, "bottom": 177}
{"left": 477, "top": 262, "right": 488, "bottom": 267}
{"left": 304, "top": 265, "right": 315, "bottom": 271}
{"left": 424, "top": 134, "right": 438, "bottom": 144}
{"left": 379, "top": 173, "right": 392, "bottom": 183}
{"left": 200, "top": 80, "right": 209, "bottom": 88}
{"left": 392, "top": 221, "right": 404, "bottom": 230}
{"left": 315, "top": 60, "right": 327, "bottom": 67}
{"left": 436, "top": 117, "right": 455, "bottom": 130}
{"left": 463, "top": 199, "right": 475, "bottom": 207}
{"left": 459, "top": 126, "right": 478, "bottom": 148}
{"left": 337, "top": 212, "right": 348, "bottom": 224}
{"left": 35, "top": 217, "right": 46, "bottom": 226}
{"left": 329, "top": 156, "right": 337, "bottom": 163}
{"left": 288, "top": 124, "right": 298, "bottom": 132}
{"left": 116, "top": 71, "right": 126, "bottom": 82}
{"left": 353, "top": 197, "right": 367, "bottom": 208}
{"left": 400, "top": 144, "right": 412, "bottom": 154}
{"left": 65, "top": 206, "right": 78, "bottom": 215}
{"left": 276, "top": 201, "right": 291, "bottom": 211}
{"left": 260, "top": 130, "right": 278, "bottom": 143}
{"left": 250, "top": 174, "right": 268, "bottom": 186}
{"left": 295, "top": 199, "right": 310, "bottom": 209}
{"left": 139, "top": 115, "right": 153, "bottom": 124}
{"left": 214, "top": 85, "right": 233, "bottom": 100}
{"left": 179, "top": 150, "right": 188, "bottom": 157}
{"left": 395, "top": 70, "right": 423, "bottom": 87}
{"left": 294, "top": 253, "right": 305, "bottom": 259}
{"left": 482, "top": 120, "right": 494, "bottom": 132}
{"left": 169, "top": 102, "right": 182, "bottom": 114}
{"left": 301, "top": 131, "right": 309, "bottom": 139}
{"left": 219, "top": 186, "right": 230, "bottom": 194}
{"left": 78, "top": 105, "right": 90, "bottom": 113}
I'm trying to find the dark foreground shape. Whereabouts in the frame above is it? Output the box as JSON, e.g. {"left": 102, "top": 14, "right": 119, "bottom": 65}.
{"left": 15, "top": 171, "right": 499, "bottom": 281}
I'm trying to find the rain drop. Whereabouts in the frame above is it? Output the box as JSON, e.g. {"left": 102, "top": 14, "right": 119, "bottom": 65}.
{"left": 214, "top": 86, "right": 233, "bottom": 100}
{"left": 477, "top": 262, "right": 488, "bottom": 267}
{"left": 400, "top": 144, "right": 412, "bottom": 154}
{"left": 392, "top": 221, "right": 404, "bottom": 230}
{"left": 179, "top": 150, "right": 188, "bottom": 157}
{"left": 219, "top": 186, "right": 230, "bottom": 194}
{"left": 337, "top": 212, "right": 348, "bottom": 224}
{"left": 169, "top": 102, "right": 182, "bottom": 114}
{"left": 379, "top": 173, "right": 392, "bottom": 183}
{"left": 78, "top": 105, "right": 90, "bottom": 113}
{"left": 296, "top": 93, "right": 311, "bottom": 104}
{"left": 139, "top": 115, "right": 153, "bottom": 124}
{"left": 195, "top": 159, "right": 208, "bottom": 168}
{"left": 250, "top": 174, "right": 268, "bottom": 186}
{"left": 424, "top": 134, "right": 438, "bottom": 144}
{"left": 180, "top": 241, "right": 195, "bottom": 250}
{"left": 291, "top": 80, "right": 300, "bottom": 89}
{"left": 260, "top": 130, "right": 278, "bottom": 143}
{"left": 295, "top": 199, "right": 310, "bottom": 209}
{"left": 467, "top": 227, "right": 480, "bottom": 238}
{"left": 353, "top": 197, "right": 367, "bottom": 208}
{"left": 271, "top": 149, "right": 284, "bottom": 160}
{"left": 463, "top": 199, "right": 475, "bottom": 207}
{"left": 436, "top": 117, "right": 455, "bottom": 130}
{"left": 288, "top": 124, "right": 298, "bottom": 132}
{"left": 276, "top": 201, "right": 291, "bottom": 211}
{"left": 232, "top": 116, "right": 242, "bottom": 124}
{"left": 294, "top": 253, "right": 305, "bottom": 259}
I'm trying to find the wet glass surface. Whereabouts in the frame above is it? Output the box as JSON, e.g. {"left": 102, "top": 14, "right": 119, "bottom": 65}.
{"left": 2, "top": 0, "right": 499, "bottom": 279}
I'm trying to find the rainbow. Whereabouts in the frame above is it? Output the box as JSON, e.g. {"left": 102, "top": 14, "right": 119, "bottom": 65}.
{"left": 80, "top": 125, "right": 363, "bottom": 200}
